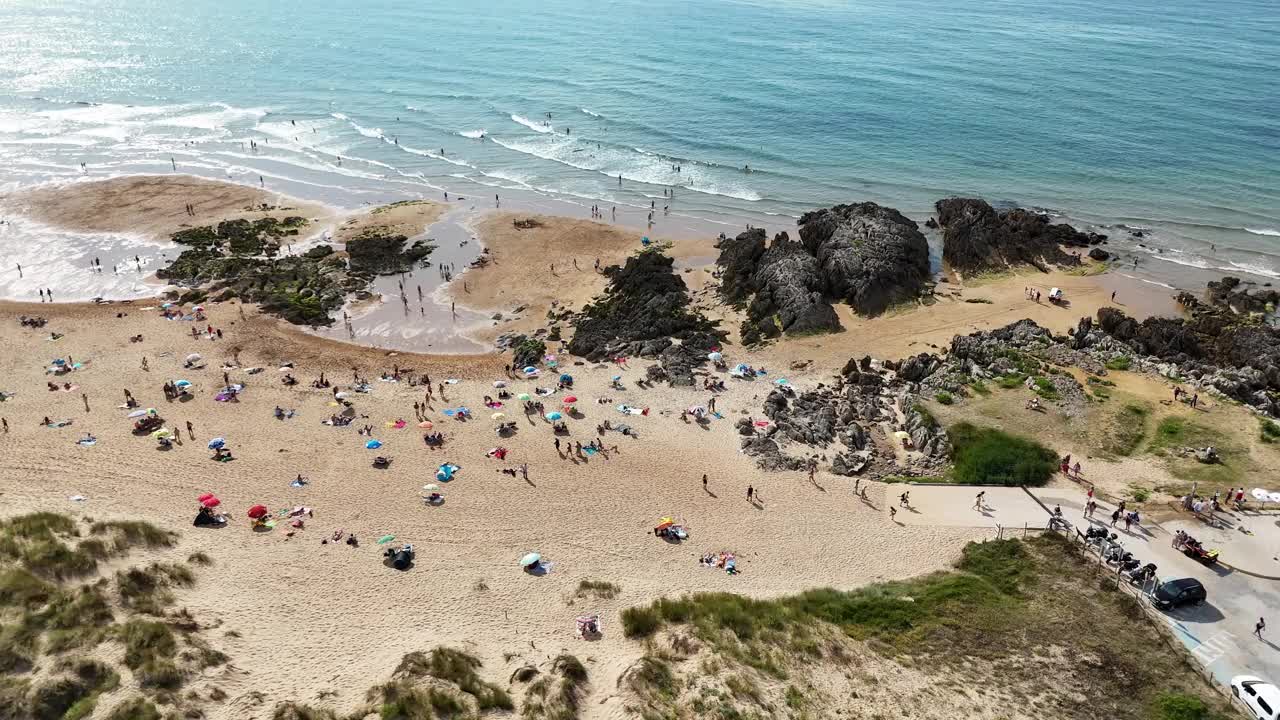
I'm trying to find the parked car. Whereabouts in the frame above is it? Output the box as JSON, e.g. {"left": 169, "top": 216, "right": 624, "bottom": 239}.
{"left": 1231, "top": 676, "right": 1280, "bottom": 720}
{"left": 1151, "top": 577, "right": 1206, "bottom": 610}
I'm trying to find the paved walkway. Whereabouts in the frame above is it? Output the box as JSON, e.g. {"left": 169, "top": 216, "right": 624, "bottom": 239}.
{"left": 888, "top": 484, "right": 1050, "bottom": 529}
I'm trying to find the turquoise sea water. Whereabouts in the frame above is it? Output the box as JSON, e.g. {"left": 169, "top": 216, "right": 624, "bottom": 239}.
{"left": 0, "top": 0, "right": 1277, "bottom": 296}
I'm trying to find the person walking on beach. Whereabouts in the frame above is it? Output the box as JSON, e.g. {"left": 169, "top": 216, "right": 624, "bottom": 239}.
{"left": 39, "top": 288, "right": 44, "bottom": 302}
{"left": 899, "top": 491, "right": 910, "bottom": 507}
{"left": 1256, "top": 617, "right": 1266, "bottom": 639}
{"left": 15, "top": 264, "right": 20, "bottom": 278}
{"left": 2, "top": 418, "right": 7, "bottom": 434}
{"left": 974, "top": 491, "right": 985, "bottom": 509}
{"left": 889, "top": 506, "right": 897, "bottom": 521}
{"left": 170, "top": 157, "right": 176, "bottom": 171}
{"left": 1190, "top": 393, "right": 1198, "bottom": 409}
{"left": 702, "top": 474, "right": 708, "bottom": 492}
{"left": 746, "top": 485, "right": 754, "bottom": 503}
{"left": 81, "top": 393, "right": 89, "bottom": 413}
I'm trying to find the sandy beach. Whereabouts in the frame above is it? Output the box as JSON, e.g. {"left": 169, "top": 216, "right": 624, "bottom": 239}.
{"left": 0, "top": 175, "right": 1233, "bottom": 719}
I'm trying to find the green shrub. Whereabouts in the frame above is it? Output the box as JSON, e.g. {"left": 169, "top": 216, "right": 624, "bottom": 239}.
{"left": 1102, "top": 403, "right": 1150, "bottom": 457}
{"left": 1131, "top": 487, "right": 1152, "bottom": 502}
{"left": 997, "top": 374, "right": 1026, "bottom": 389}
{"left": 1032, "top": 377, "right": 1060, "bottom": 401}
{"left": 1261, "top": 418, "right": 1280, "bottom": 444}
{"left": 1105, "top": 356, "right": 1132, "bottom": 371}
{"left": 1152, "top": 692, "right": 1212, "bottom": 720}
{"left": 948, "top": 422, "right": 1058, "bottom": 486}
{"left": 935, "top": 391, "right": 954, "bottom": 405}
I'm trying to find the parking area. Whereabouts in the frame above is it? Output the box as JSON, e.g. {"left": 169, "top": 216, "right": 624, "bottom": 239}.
{"left": 1030, "top": 488, "right": 1280, "bottom": 692}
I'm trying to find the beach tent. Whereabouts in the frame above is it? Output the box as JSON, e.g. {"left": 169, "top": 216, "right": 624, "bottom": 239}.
{"left": 436, "top": 463, "right": 459, "bottom": 481}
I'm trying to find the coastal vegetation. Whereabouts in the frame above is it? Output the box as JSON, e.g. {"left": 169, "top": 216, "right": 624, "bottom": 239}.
{"left": 0, "top": 512, "right": 223, "bottom": 719}
{"left": 616, "top": 536, "right": 1228, "bottom": 720}
{"left": 947, "top": 422, "right": 1057, "bottom": 486}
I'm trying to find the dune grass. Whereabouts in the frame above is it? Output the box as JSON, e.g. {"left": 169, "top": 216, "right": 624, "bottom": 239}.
{"left": 116, "top": 562, "right": 195, "bottom": 615}
{"left": 618, "top": 535, "right": 1230, "bottom": 720}
{"left": 522, "top": 655, "right": 589, "bottom": 720}
{"left": 575, "top": 579, "right": 620, "bottom": 600}
{"left": 390, "top": 647, "right": 513, "bottom": 712}
{"left": 105, "top": 696, "right": 162, "bottom": 720}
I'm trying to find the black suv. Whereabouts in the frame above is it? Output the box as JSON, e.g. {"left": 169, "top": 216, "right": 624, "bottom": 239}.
{"left": 1153, "top": 578, "right": 1207, "bottom": 610}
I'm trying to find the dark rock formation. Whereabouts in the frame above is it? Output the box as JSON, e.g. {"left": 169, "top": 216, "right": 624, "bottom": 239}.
{"left": 935, "top": 198, "right": 1096, "bottom": 273}
{"left": 797, "top": 202, "right": 932, "bottom": 315}
{"left": 1206, "top": 276, "right": 1280, "bottom": 315}
{"left": 717, "top": 201, "right": 932, "bottom": 345}
{"left": 1088, "top": 248, "right": 1111, "bottom": 262}
{"left": 566, "top": 249, "right": 724, "bottom": 363}
{"left": 739, "top": 233, "right": 841, "bottom": 345}
{"left": 714, "top": 228, "right": 766, "bottom": 303}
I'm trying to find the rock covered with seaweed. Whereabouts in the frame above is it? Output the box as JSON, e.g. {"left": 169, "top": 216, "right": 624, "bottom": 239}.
{"left": 157, "top": 217, "right": 434, "bottom": 326}
{"left": 566, "top": 248, "right": 725, "bottom": 381}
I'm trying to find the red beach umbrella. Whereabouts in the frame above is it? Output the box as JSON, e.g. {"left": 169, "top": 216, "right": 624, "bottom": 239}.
{"left": 247, "top": 504, "right": 269, "bottom": 519}
{"left": 198, "top": 493, "right": 216, "bottom": 502}
{"left": 562, "top": 396, "right": 577, "bottom": 404}
{"left": 200, "top": 497, "right": 221, "bottom": 508}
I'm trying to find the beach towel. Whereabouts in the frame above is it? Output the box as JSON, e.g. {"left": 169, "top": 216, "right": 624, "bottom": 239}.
{"left": 445, "top": 379, "right": 459, "bottom": 384}
{"left": 75, "top": 437, "right": 96, "bottom": 447}
{"left": 46, "top": 419, "right": 73, "bottom": 428}
{"left": 617, "top": 405, "right": 647, "bottom": 416}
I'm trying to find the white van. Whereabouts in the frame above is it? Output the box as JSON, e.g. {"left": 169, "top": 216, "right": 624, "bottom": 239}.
{"left": 1232, "top": 676, "right": 1280, "bottom": 720}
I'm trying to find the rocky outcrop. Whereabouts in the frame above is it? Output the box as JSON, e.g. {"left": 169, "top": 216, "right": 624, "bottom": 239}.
{"left": 718, "top": 202, "right": 932, "bottom": 345}
{"left": 1206, "top": 276, "right": 1280, "bottom": 315}
{"left": 714, "top": 228, "right": 766, "bottom": 303}
{"left": 566, "top": 249, "right": 724, "bottom": 364}
{"left": 797, "top": 202, "right": 932, "bottom": 315}
{"left": 739, "top": 234, "right": 841, "bottom": 345}
{"left": 345, "top": 232, "right": 433, "bottom": 275}
{"left": 936, "top": 198, "right": 1100, "bottom": 273}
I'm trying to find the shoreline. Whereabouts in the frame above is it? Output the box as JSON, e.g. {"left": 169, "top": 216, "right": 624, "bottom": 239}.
{"left": 0, "top": 173, "right": 1204, "bottom": 362}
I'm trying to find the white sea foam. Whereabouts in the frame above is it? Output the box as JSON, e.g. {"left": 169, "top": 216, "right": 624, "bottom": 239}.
{"left": 579, "top": 108, "right": 603, "bottom": 118}
{"left": 510, "top": 114, "right": 553, "bottom": 133}
{"left": 489, "top": 135, "right": 762, "bottom": 202}
{"left": 458, "top": 129, "right": 486, "bottom": 139}
{"left": 1245, "top": 227, "right": 1280, "bottom": 237}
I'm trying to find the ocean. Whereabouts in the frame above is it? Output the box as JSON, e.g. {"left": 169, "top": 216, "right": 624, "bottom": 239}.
{"left": 0, "top": 0, "right": 1277, "bottom": 302}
